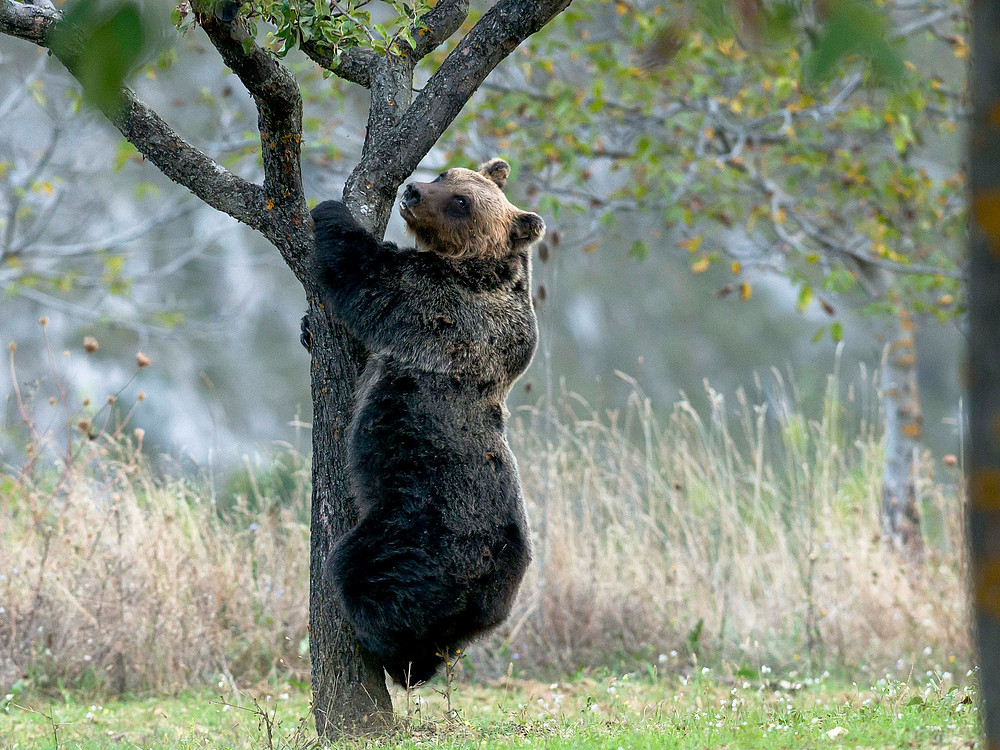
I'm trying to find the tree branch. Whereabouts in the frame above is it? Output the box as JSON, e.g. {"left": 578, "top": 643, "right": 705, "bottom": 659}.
{"left": 0, "top": 0, "right": 267, "bottom": 231}
{"left": 0, "top": 0, "right": 56, "bottom": 43}
{"left": 300, "top": 42, "right": 376, "bottom": 88}
{"left": 110, "top": 89, "right": 267, "bottom": 227}
{"left": 301, "top": 0, "right": 470, "bottom": 87}
{"left": 197, "top": 12, "right": 307, "bottom": 219}
{"left": 364, "top": 0, "right": 572, "bottom": 190}
{"left": 409, "top": 0, "right": 470, "bottom": 60}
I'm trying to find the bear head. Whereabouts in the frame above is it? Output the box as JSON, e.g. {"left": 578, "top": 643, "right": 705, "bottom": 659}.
{"left": 399, "top": 159, "right": 545, "bottom": 259}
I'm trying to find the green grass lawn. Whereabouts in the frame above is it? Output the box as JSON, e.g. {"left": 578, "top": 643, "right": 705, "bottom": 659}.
{"left": 1, "top": 673, "right": 980, "bottom": 749}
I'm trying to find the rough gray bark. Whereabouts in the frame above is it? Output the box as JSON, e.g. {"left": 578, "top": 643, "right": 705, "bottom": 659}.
{"left": 0, "top": 0, "right": 572, "bottom": 737}
{"left": 880, "top": 310, "right": 924, "bottom": 556}
{"left": 969, "top": 1, "right": 1000, "bottom": 746}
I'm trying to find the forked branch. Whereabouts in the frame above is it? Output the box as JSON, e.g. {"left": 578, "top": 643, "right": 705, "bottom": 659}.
{"left": 197, "top": 11, "right": 306, "bottom": 215}
{"left": 356, "top": 0, "right": 572, "bottom": 192}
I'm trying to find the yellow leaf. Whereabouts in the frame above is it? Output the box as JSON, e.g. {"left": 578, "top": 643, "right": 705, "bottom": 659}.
{"left": 691, "top": 257, "right": 710, "bottom": 274}
{"left": 740, "top": 282, "right": 752, "bottom": 300}
{"left": 731, "top": 261, "right": 740, "bottom": 275}
{"left": 677, "top": 235, "right": 703, "bottom": 253}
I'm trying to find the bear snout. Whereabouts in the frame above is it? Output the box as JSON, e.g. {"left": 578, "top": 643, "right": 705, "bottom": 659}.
{"left": 401, "top": 183, "right": 422, "bottom": 208}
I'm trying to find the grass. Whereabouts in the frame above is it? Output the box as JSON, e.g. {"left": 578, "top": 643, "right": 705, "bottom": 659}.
{"left": 1, "top": 328, "right": 972, "bottom": 704}
{"left": 2, "top": 673, "right": 980, "bottom": 749}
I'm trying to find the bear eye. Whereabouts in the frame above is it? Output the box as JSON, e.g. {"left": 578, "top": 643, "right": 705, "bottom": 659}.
{"left": 446, "top": 195, "right": 472, "bottom": 218}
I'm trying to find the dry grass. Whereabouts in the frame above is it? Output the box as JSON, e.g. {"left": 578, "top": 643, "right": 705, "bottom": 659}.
{"left": 498, "top": 366, "right": 968, "bottom": 679}
{"left": 0, "top": 340, "right": 969, "bottom": 696}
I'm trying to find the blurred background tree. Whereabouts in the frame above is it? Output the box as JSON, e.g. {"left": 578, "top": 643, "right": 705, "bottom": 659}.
{"left": 440, "top": 0, "right": 966, "bottom": 555}
{"left": 0, "top": 0, "right": 968, "bottom": 740}
{"left": 0, "top": 0, "right": 969, "bottom": 727}
{"left": 1, "top": 0, "right": 967, "bottom": 550}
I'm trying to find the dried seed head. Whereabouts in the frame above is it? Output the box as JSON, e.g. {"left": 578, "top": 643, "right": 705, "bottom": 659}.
{"left": 39, "top": 317, "right": 47, "bottom": 327}
{"left": 82, "top": 397, "right": 90, "bottom": 407}
{"left": 136, "top": 352, "right": 152, "bottom": 368}
{"left": 137, "top": 391, "right": 146, "bottom": 401}
{"left": 107, "top": 395, "right": 116, "bottom": 405}
{"left": 83, "top": 336, "right": 99, "bottom": 354}
{"left": 49, "top": 396, "right": 57, "bottom": 405}
{"left": 8, "top": 342, "right": 16, "bottom": 353}
{"left": 134, "top": 427, "right": 145, "bottom": 441}
{"left": 77, "top": 419, "right": 91, "bottom": 433}
{"left": 943, "top": 454, "right": 958, "bottom": 468}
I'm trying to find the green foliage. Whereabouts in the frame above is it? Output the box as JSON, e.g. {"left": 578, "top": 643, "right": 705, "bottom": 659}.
{"left": 184, "top": 0, "right": 434, "bottom": 62}
{"left": 51, "top": 0, "right": 164, "bottom": 114}
{"left": 446, "top": 0, "right": 966, "bottom": 330}
{"left": 804, "top": 0, "right": 904, "bottom": 85}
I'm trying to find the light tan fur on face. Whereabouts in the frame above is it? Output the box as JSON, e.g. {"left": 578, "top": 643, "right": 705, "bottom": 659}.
{"left": 400, "top": 160, "right": 544, "bottom": 259}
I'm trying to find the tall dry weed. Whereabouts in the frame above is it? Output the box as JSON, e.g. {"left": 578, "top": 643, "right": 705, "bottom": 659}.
{"left": 495, "top": 365, "right": 968, "bottom": 678}
{"left": 1, "top": 331, "right": 968, "bottom": 694}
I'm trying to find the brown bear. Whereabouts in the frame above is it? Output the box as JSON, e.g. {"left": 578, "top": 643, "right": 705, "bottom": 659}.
{"left": 309, "top": 159, "right": 544, "bottom": 686}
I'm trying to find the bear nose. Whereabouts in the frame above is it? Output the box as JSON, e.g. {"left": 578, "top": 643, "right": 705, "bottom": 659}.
{"left": 401, "top": 184, "right": 421, "bottom": 208}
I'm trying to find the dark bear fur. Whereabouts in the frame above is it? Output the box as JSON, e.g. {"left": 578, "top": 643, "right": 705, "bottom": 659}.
{"left": 313, "top": 160, "right": 544, "bottom": 686}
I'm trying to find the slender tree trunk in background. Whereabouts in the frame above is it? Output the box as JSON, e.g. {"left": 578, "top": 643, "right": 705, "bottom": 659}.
{"left": 880, "top": 309, "right": 923, "bottom": 556}
{"left": 968, "top": 1, "right": 1000, "bottom": 746}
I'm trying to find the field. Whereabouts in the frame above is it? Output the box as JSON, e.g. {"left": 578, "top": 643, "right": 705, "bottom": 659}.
{"left": 0, "top": 348, "right": 977, "bottom": 747}
{"left": 2, "top": 673, "right": 980, "bottom": 749}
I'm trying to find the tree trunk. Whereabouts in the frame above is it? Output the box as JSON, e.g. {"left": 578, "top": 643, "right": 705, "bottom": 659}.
{"left": 968, "top": 1, "right": 1000, "bottom": 746}
{"left": 307, "top": 307, "right": 393, "bottom": 734}
{"left": 306, "top": 187, "right": 398, "bottom": 736}
{"left": 880, "top": 309, "right": 923, "bottom": 556}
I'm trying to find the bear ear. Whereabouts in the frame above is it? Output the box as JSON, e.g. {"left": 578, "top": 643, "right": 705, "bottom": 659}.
{"left": 512, "top": 211, "right": 545, "bottom": 247}
{"left": 478, "top": 158, "right": 511, "bottom": 189}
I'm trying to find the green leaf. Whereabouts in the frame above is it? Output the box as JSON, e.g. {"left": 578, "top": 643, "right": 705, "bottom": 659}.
{"left": 805, "top": 0, "right": 904, "bottom": 85}
{"left": 796, "top": 285, "right": 813, "bottom": 312}
{"left": 629, "top": 240, "right": 649, "bottom": 261}
{"left": 51, "top": 1, "right": 150, "bottom": 115}
{"left": 113, "top": 140, "right": 140, "bottom": 172}
{"left": 830, "top": 322, "right": 844, "bottom": 342}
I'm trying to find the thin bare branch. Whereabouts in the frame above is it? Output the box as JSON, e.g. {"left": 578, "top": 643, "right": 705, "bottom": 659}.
{"left": 0, "top": 0, "right": 267, "bottom": 231}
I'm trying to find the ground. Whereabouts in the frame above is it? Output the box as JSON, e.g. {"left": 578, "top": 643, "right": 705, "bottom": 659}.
{"left": 1, "top": 672, "right": 979, "bottom": 749}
